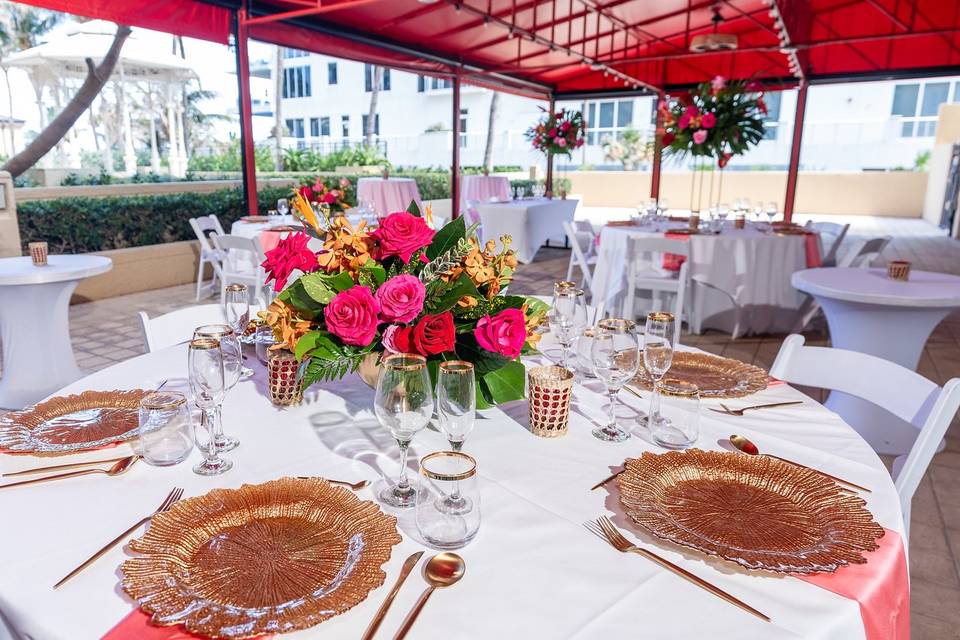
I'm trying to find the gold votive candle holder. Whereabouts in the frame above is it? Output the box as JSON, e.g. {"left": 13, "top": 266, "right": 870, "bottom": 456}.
{"left": 528, "top": 365, "right": 574, "bottom": 438}
{"left": 887, "top": 260, "right": 911, "bottom": 281}
{"left": 29, "top": 242, "right": 48, "bottom": 266}
{"left": 267, "top": 349, "right": 303, "bottom": 406}
{"left": 734, "top": 214, "right": 746, "bottom": 230}
{"left": 688, "top": 213, "right": 700, "bottom": 231}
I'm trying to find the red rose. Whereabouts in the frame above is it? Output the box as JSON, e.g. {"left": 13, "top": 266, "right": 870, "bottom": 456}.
{"left": 372, "top": 211, "right": 436, "bottom": 264}
{"left": 324, "top": 286, "right": 380, "bottom": 347}
{"left": 321, "top": 192, "right": 336, "bottom": 204}
{"left": 701, "top": 112, "right": 716, "bottom": 129}
{"left": 718, "top": 153, "right": 733, "bottom": 168}
{"left": 298, "top": 185, "right": 312, "bottom": 201}
{"left": 412, "top": 312, "right": 455, "bottom": 355}
{"left": 662, "top": 132, "right": 676, "bottom": 146}
{"left": 261, "top": 232, "right": 319, "bottom": 291}
{"left": 383, "top": 324, "right": 415, "bottom": 353}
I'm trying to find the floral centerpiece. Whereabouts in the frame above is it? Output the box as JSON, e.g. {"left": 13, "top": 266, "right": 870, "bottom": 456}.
{"left": 260, "top": 198, "right": 547, "bottom": 408}
{"left": 659, "top": 76, "right": 767, "bottom": 167}
{"left": 525, "top": 107, "right": 585, "bottom": 157}
{"left": 296, "top": 176, "right": 354, "bottom": 215}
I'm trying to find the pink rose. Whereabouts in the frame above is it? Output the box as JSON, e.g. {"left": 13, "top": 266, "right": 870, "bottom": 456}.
{"left": 548, "top": 127, "right": 557, "bottom": 137}
{"left": 324, "top": 286, "right": 380, "bottom": 347}
{"left": 321, "top": 192, "right": 336, "bottom": 204}
{"left": 557, "top": 137, "right": 567, "bottom": 147}
{"left": 474, "top": 308, "right": 526, "bottom": 359}
{"left": 330, "top": 189, "right": 340, "bottom": 198}
{"left": 711, "top": 75, "right": 726, "bottom": 91}
{"left": 375, "top": 275, "right": 425, "bottom": 323}
{"left": 372, "top": 211, "right": 436, "bottom": 263}
{"left": 684, "top": 105, "right": 699, "bottom": 117}
{"left": 339, "top": 177, "right": 350, "bottom": 188}
{"left": 678, "top": 113, "right": 692, "bottom": 130}
{"left": 692, "top": 129, "right": 708, "bottom": 144}
{"left": 701, "top": 112, "right": 716, "bottom": 129}
{"left": 382, "top": 324, "right": 414, "bottom": 353}
{"left": 261, "top": 231, "right": 319, "bottom": 291}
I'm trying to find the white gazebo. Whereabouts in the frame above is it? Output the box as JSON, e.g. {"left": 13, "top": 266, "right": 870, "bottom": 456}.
{"left": 5, "top": 20, "right": 197, "bottom": 176}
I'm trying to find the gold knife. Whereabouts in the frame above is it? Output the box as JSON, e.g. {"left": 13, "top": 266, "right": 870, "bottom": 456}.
{"left": 361, "top": 551, "right": 424, "bottom": 640}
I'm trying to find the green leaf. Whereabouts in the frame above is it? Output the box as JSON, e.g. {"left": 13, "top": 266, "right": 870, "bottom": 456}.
{"left": 407, "top": 199, "right": 422, "bottom": 217}
{"left": 426, "top": 215, "right": 466, "bottom": 261}
{"left": 480, "top": 360, "right": 526, "bottom": 405}
{"left": 299, "top": 271, "right": 354, "bottom": 304}
{"left": 425, "top": 274, "right": 479, "bottom": 315}
{"left": 499, "top": 295, "right": 529, "bottom": 310}
{"left": 456, "top": 333, "right": 512, "bottom": 375}
{"left": 476, "top": 377, "right": 494, "bottom": 410}
{"left": 295, "top": 330, "right": 344, "bottom": 361}
{"left": 277, "top": 280, "right": 323, "bottom": 319}
{"left": 363, "top": 263, "right": 387, "bottom": 286}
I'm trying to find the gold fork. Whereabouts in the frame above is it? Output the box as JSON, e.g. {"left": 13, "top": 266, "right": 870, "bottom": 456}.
{"left": 54, "top": 487, "right": 184, "bottom": 589}
{"left": 586, "top": 516, "right": 769, "bottom": 623}
{"left": 709, "top": 401, "right": 803, "bottom": 416}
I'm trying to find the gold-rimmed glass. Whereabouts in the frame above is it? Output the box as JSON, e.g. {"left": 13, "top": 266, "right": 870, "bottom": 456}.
{"left": 187, "top": 338, "right": 232, "bottom": 476}
{"left": 549, "top": 287, "right": 588, "bottom": 369}
{"left": 137, "top": 391, "right": 192, "bottom": 466}
{"left": 590, "top": 318, "right": 640, "bottom": 442}
{"left": 643, "top": 311, "right": 675, "bottom": 430}
{"left": 375, "top": 353, "right": 433, "bottom": 509}
{"left": 224, "top": 283, "right": 254, "bottom": 380}
{"left": 436, "top": 361, "right": 476, "bottom": 515}
{"left": 193, "top": 324, "right": 241, "bottom": 452}
{"left": 415, "top": 451, "right": 480, "bottom": 549}
{"left": 651, "top": 381, "right": 700, "bottom": 449}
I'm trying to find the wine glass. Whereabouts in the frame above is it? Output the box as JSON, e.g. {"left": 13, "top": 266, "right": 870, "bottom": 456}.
{"left": 187, "top": 338, "right": 232, "bottom": 475}
{"left": 436, "top": 360, "right": 476, "bottom": 514}
{"left": 548, "top": 287, "right": 588, "bottom": 369}
{"left": 224, "top": 284, "right": 254, "bottom": 380}
{"left": 193, "top": 324, "right": 241, "bottom": 452}
{"left": 375, "top": 353, "right": 434, "bottom": 509}
{"left": 765, "top": 201, "right": 779, "bottom": 227}
{"left": 590, "top": 318, "right": 640, "bottom": 442}
{"left": 642, "top": 312, "right": 675, "bottom": 429}
{"left": 276, "top": 198, "right": 289, "bottom": 218}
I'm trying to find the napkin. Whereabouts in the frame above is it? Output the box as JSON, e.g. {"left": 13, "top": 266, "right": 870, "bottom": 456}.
{"left": 662, "top": 232, "right": 690, "bottom": 271}
{"left": 804, "top": 233, "right": 822, "bottom": 268}
{"left": 102, "top": 610, "right": 272, "bottom": 640}
{"left": 797, "top": 528, "right": 909, "bottom": 640}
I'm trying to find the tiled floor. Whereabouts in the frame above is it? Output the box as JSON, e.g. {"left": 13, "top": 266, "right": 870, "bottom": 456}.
{"left": 9, "top": 214, "right": 960, "bottom": 637}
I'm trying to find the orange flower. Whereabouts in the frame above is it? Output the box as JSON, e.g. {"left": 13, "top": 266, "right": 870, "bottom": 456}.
{"left": 291, "top": 190, "right": 321, "bottom": 233}
{"left": 522, "top": 302, "right": 546, "bottom": 348}
{"left": 259, "top": 299, "right": 314, "bottom": 352}
{"left": 316, "top": 215, "right": 375, "bottom": 279}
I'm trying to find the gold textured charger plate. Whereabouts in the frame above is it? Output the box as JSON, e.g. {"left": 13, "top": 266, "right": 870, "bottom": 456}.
{"left": 633, "top": 351, "right": 768, "bottom": 398}
{"left": 0, "top": 389, "right": 150, "bottom": 453}
{"left": 122, "top": 477, "right": 402, "bottom": 639}
{"left": 618, "top": 450, "right": 884, "bottom": 574}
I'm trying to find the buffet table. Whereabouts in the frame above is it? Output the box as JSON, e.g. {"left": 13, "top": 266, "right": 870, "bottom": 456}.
{"left": 592, "top": 221, "right": 820, "bottom": 337}
{"left": 0, "top": 338, "right": 904, "bottom": 639}
{"left": 475, "top": 197, "right": 578, "bottom": 263}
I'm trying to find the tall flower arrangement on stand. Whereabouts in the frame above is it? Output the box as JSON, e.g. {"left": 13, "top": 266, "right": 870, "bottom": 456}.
{"left": 259, "top": 196, "right": 548, "bottom": 408}
{"left": 525, "top": 108, "right": 585, "bottom": 156}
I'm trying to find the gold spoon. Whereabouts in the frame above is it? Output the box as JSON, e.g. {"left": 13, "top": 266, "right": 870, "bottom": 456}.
{"left": 393, "top": 553, "right": 465, "bottom": 640}
{"left": 729, "top": 434, "right": 870, "bottom": 493}
{"left": 0, "top": 456, "right": 138, "bottom": 490}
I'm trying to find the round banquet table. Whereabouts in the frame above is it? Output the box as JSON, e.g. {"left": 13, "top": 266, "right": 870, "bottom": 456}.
{"left": 356, "top": 177, "right": 422, "bottom": 216}
{"left": 460, "top": 174, "right": 511, "bottom": 212}
{"left": 230, "top": 214, "right": 297, "bottom": 253}
{"left": 0, "top": 255, "right": 112, "bottom": 410}
{"left": 793, "top": 266, "right": 960, "bottom": 454}
{"left": 0, "top": 339, "right": 905, "bottom": 640}
{"left": 592, "top": 221, "right": 821, "bottom": 338}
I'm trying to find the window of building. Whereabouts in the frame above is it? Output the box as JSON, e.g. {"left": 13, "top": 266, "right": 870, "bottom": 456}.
{"left": 418, "top": 75, "right": 451, "bottom": 91}
{"left": 282, "top": 66, "right": 311, "bottom": 99}
{"left": 417, "top": 75, "right": 425, "bottom": 92}
{"left": 320, "top": 116, "right": 330, "bottom": 136}
{"left": 281, "top": 47, "right": 308, "bottom": 59}
{"left": 893, "top": 81, "right": 950, "bottom": 138}
{"left": 284, "top": 118, "right": 304, "bottom": 138}
{"left": 761, "top": 91, "right": 783, "bottom": 140}
{"left": 327, "top": 62, "right": 337, "bottom": 85}
{"left": 341, "top": 115, "right": 350, "bottom": 138}
{"left": 310, "top": 117, "right": 319, "bottom": 137}
{"left": 364, "top": 64, "right": 391, "bottom": 92}
{"left": 362, "top": 114, "right": 380, "bottom": 136}
{"left": 459, "top": 108, "right": 468, "bottom": 148}
{"left": 586, "top": 99, "right": 635, "bottom": 145}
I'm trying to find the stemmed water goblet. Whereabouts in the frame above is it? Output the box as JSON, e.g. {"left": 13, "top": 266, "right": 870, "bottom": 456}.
{"left": 224, "top": 283, "right": 254, "bottom": 379}
{"left": 549, "top": 286, "right": 588, "bottom": 370}
{"left": 765, "top": 201, "right": 779, "bottom": 228}
{"left": 642, "top": 312, "right": 675, "bottom": 429}
{"left": 276, "top": 198, "right": 289, "bottom": 218}
{"left": 193, "top": 324, "right": 241, "bottom": 452}
{"left": 436, "top": 360, "right": 476, "bottom": 514}
{"left": 590, "top": 318, "right": 640, "bottom": 442}
{"left": 187, "top": 338, "right": 232, "bottom": 475}
{"left": 375, "top": 353, "right": 434, "bottom": 509}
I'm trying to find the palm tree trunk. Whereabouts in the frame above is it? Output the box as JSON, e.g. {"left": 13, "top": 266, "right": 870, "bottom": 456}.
{"left": 365, "top": 66, "right": 382, "bottom": 147}
{"left": 1, "top": 67, "right": 15, "bottom": 155}
{"left": 483, "top": 91, "right": 500, "bottom": 173}
{"left": 272, "top": 45, "right": 284, "bottom": 171}
{"left": 2, "top": 24, "right": 131, "bottom": 177}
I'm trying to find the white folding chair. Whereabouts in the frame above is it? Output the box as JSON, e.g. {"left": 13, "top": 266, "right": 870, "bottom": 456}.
{"left": 211, "top": 234, "right": 266, "bottom": 304}
{"left": 562, "top": 220, "right": 597, "bottom": 290}
{"left": 138, "top": 304, "right": 228, "bottom": 352}
{"left": 804, "top": 221, "right": 849, "bottom": 267}
{"left": 771, "top": 334, "right": 960, "bottom": 542}
{"left": 622, "top": 237, "right": 688, "bottom": 347}
{"left": 189, "top": 214, "right": 226, "bottom": 301}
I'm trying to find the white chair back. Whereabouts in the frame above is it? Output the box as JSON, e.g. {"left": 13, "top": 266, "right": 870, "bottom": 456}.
{"left": 188, "top": 215, "right": 227, "bottom": 300}
{"left": 211, "top": 234, "right": 266, "bottom": 303}
{"left": 623, "top": 237, "right": 689, "bottom": 347}
{"left": 770, "top": 334, "right": 960, "bottom": 541}
{"left": 562, "top": 220, "right": 597, "bottom": 289}
{"left": 805, "top": 221, "right": 849, "bottom": 267}
{"left": 138, "top": 304, "right": 228, "bottom": 352}
{"left": 837, "top": 236, "right": 891, "bottom": 268}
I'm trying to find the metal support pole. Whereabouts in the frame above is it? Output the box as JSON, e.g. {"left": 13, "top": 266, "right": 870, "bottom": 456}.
{"left": 452, "top": 75, "right": 461, "bottom": 219}
{"left": 546, "top": 96, "right": 555, "bottom": 198}
{"left": 783, "top": 81, "right": 808, "bottom": 223}
{"left": 651, "top": 92, "right": 663, "bottom": 202}
{"left": 234, "top": 9, "right": 259, "bottom": 216}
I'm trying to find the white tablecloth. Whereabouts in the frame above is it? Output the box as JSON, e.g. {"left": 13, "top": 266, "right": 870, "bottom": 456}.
{"left": 592, "top": 222, "right": 814, "bottom": 337}
{"left": 460, "top": 175, "right": 511, "bottom": 213}
{"left": 475, "top": 197, "right": 579, "bottom": 263}
{"left": 357, "top": 177, "right": 422, "bottom": 216}
{"left": 0, "top": 335, "right": 902, "bottom": 640}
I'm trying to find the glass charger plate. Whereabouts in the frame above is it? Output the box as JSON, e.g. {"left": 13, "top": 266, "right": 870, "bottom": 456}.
{"left": 633, "top": 351, "right": 769, "bottom": 398}
{"left": 0, "top": 389, "right": 150, "bottom": 453}
{"left": 122, "top": 477, "right": 402, "bottom": 639}
{"left": 618, "top": 450, "right": 884, "bottom": 574}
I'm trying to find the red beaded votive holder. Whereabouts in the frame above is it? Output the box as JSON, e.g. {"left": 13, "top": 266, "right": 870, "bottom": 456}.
{"left": 528, "top": 365, "right": 574, "bottom": 438}
{"left": 29, "top": 242, "right": 48, "bottom": 266}
{"left": 267, "top": 349, "right": 303, "bottom": 406}
{"left": 887, "top": 260, "right": 911, "bottom": 281}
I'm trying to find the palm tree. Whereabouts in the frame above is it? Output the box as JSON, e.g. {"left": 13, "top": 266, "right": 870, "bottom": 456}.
{"left": 272, "top": 45, "right": 284, "bottom": 171}
{"left": 483, "top": 91, "right": 500, "bottom": 173}
{"left": 365, "top": 65, "right": 382, "bottom": 147}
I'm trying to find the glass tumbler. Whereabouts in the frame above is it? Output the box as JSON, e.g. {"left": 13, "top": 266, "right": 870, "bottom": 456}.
{"left": 255, "top": 324, "right": 277, "bottom": 365}
{"left": 650, "top": 381, "right": 700, "bottom": 449}
{"left": 138, "top": 391, "right": 192, "bottom": 466}
{"left": 416, "top": 451, "right": 480, "bottom": 550}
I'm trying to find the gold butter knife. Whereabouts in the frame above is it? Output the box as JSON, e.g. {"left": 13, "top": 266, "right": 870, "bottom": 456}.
{"left": 361, "top": 551, "right": 424, "bottom": 640}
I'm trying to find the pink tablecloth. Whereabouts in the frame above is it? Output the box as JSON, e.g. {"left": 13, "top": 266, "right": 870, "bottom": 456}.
{"left": 356, "top": 178, "right": 421, "bottom": 216}
{"left": 461, "top": 175, "right": 511, "bottom": 213}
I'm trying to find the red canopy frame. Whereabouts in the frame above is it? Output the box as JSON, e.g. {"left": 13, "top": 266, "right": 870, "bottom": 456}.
{"left": 16, "top": 0, "right": 960, "bottom": 221}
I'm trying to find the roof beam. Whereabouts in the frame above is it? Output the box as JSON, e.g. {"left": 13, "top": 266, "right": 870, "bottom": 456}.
{"left": 863, "top": 0, "right": 909, "bottom": 30}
